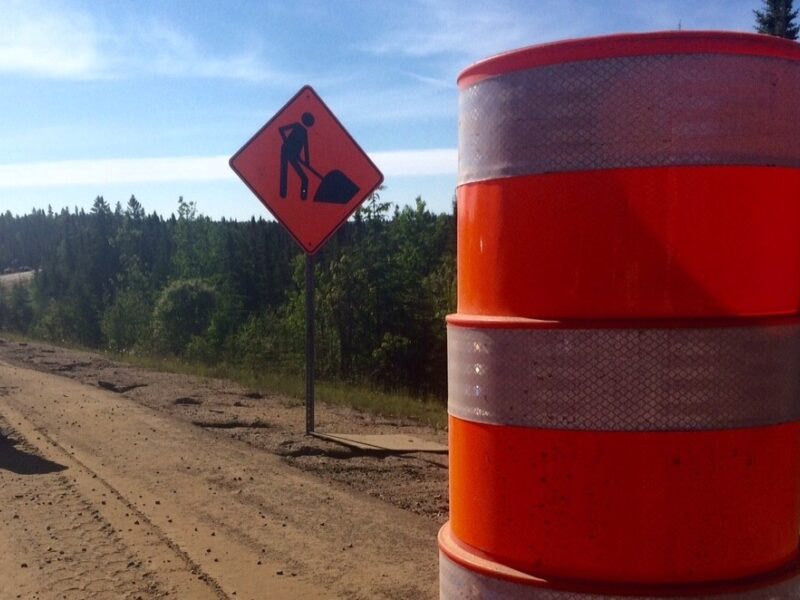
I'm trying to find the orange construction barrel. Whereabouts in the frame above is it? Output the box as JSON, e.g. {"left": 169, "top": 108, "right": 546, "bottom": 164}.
{"left": 442, "top": 30, "right": 800, "bottom": 597}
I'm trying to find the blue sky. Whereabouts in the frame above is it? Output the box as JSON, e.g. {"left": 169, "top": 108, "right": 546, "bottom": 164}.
{"left": 0, "top": 0, "right": 762, "bottom": 220}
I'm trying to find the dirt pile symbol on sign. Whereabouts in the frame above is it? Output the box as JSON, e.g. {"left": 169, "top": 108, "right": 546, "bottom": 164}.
{"left": 230, "top": 85, "right": 383, "bottom": 254}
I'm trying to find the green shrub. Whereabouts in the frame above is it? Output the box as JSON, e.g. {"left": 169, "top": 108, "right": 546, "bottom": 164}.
{"left": 151, "top": 279, "right": 217, "bottom": 355}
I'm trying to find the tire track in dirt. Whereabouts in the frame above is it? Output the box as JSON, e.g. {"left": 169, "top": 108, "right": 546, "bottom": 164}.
{"left": 0, "top": 408, "right": 226, "bottom": 600}
{"left": 0, "top": 418, "right": 189, "bottom": 599}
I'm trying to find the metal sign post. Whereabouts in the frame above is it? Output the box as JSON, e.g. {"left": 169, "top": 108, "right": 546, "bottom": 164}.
{"left": 305, "top": 253, "right": 315, "bottom": 434}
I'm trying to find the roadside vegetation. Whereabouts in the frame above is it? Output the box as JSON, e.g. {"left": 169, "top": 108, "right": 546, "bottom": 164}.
{"left": 0, "top": 193, "right": 455, "bottom": 423}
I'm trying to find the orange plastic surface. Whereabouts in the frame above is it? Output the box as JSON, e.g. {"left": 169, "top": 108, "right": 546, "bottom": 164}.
{"left": 457, "top": 166, "right": 800, "bottom": 319}
{"left": 449, "top": 416, "right": 800, "bottom": 585}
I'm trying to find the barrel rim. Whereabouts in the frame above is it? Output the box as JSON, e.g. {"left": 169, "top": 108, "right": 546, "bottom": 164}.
{"left": 446, "top": 314, "right": 800, "bottom": 330}
{"left": 439, "top": 523, "right": 800, "bottom": 597}
{"left": 458, "top": 30, "right": 800, "bottom": 88}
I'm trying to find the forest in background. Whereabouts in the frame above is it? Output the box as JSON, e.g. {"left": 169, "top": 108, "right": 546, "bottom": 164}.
{"left": 0, "top": 193, "right": 456, "bottom": 400}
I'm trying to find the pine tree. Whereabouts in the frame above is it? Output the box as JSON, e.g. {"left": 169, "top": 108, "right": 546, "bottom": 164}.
{"left": 755, "top": 0, "right": 800, "bottom": 40}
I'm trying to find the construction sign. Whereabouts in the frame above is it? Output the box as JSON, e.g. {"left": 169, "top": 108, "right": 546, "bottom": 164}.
{"left": 229, "top": 85, "right": 384, "bottom": 254}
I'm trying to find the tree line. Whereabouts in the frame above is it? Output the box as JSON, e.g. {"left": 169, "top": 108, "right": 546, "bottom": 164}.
{"left": 0, "top": 194, "right": 455, "bottom": 399}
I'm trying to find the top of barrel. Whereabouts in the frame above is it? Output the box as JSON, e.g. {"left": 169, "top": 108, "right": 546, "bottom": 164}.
{"left": 458, "top": 30, "right": 800, "bottom": 88}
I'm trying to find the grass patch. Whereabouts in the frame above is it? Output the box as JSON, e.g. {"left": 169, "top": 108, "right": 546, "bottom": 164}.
{"left": 0, "top": 331, "right": 448, "bottom": 429}
{"left": 314, "top": 378, "right": 447, "bottom": 429}
{"left": 0, "top": 331, "right": 27, "bottom": 343}
{"left": 110, "top": 355, "right": 448, "bottom": 429}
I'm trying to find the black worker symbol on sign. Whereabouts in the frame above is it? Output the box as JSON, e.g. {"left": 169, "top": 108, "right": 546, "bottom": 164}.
{"left": 278, "top": 112, "right": 360, "bottom": 204}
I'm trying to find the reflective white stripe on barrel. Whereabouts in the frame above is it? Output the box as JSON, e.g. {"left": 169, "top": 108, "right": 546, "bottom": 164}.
{"left": 448, "top": 322, "right": 800, "bottom": 431}
{"left": 459, "top": 54, "right": 800, "bottom": 184}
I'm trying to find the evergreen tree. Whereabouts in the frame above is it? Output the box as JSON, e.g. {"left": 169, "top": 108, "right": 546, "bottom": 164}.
{"left": 0, "top": 286, "right": 7, "bottom": 329}
{"left": 102, "top": 257, "right": 154, "bottom": 353}
{"left": 172, "top": 197, "right": 215, "bottom": 280}
{"left": 755, "top": 0, "right": 799, "bottom": 39}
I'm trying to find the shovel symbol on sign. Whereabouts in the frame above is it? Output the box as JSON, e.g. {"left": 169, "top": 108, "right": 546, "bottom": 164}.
{"left": 279, "top": 112, "right": 360, "bottom": 204}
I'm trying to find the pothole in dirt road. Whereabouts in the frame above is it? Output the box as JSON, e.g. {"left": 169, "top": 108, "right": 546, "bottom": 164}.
{"left": 174, "top": 397, "right": 202, "bottom": 406}
{"left": 98, "top": 380, "right": 148, "bottom": 394}
{"left": 192, "top": 420, "right": 272, "bottom": 429}
{"left": 52, "top": 361, "right": 92, "bottom": 372}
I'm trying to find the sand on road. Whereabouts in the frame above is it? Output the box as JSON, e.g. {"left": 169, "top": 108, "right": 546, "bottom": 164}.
{"left": 0, "top": 354, "right": 441, "bottom": 599}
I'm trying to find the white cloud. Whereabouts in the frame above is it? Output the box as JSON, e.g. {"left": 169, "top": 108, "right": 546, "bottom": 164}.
{"left": 372, "top": 149, "right": 456, "bottom": 177}
{"left": 0, "top": 1, "right": 280, "bottom": 82}
{"left": 0, "top": 1, "right": 106, "bottom": 78}
{"left": 0, "top": 156, "right": 233, "bottom": 187}
{"left": 0, "top": 150, "right": 457, "bottom": 189}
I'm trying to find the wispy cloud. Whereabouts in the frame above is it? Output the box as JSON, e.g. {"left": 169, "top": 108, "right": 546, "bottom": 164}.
{"left": 119, "top": 20, "right": 284, "bottom": 83}
{"left": 0, "top": 1, "right": 281, "bottom": 82}
{"left": 398, "top": 70, "right": 453, "bottom": 90}
{"left": 363, "top": 0, "right": 756, "bottom": 77}
{"left": 0, "top": 150, "right": 457, "bottom": 188}
{"left": 364, "top": 0, "right": 588, "bottom": 63}
{"left": 358, "top": 0, "right": 598, "bottom": 92}
{"left": 329, "top": 84, "right": 456, "bottom": 124}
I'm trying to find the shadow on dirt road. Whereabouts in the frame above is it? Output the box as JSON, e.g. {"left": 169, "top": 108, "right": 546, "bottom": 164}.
{"left": 0, "top": 433, "right": 67, "bottom": 475}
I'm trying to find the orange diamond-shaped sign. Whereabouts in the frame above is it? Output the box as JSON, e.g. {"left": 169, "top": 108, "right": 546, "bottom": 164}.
{"left": 229, "top": 85, "right": 384, "bottom": 254}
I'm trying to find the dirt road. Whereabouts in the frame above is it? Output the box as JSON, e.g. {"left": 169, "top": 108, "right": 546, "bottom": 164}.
{"left": 0, "top": 339, "right": 446, "bottom": 599}
{"left": 0, "top": 271, "right": 35, "bottom": 290}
